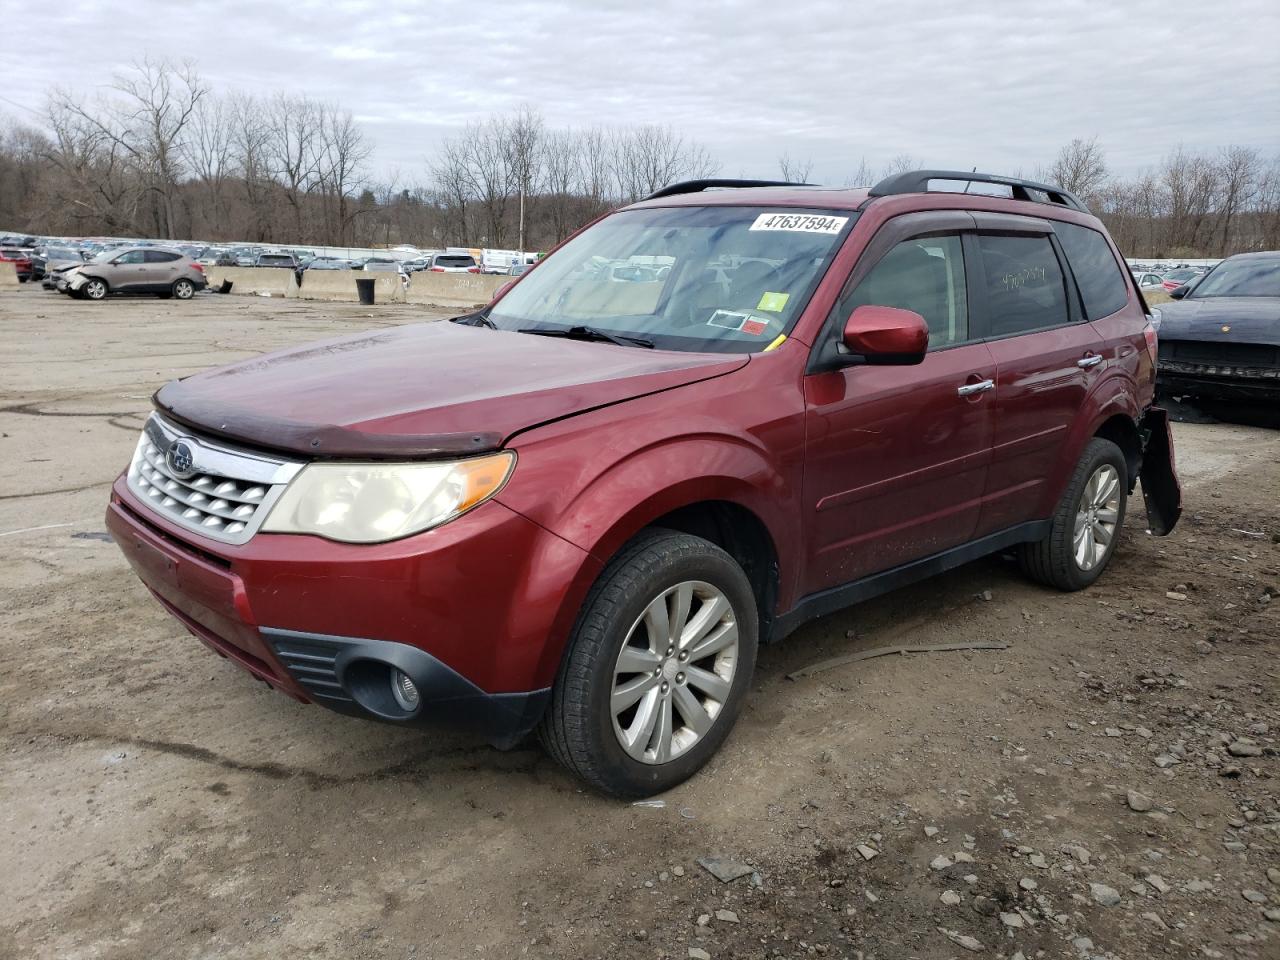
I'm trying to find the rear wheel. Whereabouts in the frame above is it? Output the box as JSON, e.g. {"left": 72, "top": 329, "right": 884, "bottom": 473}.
{"left": 1019, "top": 437, "right": 1127, "bottom": 590}
{"left": 539, "top": 530, "right": 758, "bottom": 798}
{"left": 172, "top": 278, "right": 195, "bottom": 300}
{"left": 83, "top": 278, "right": 107, "bottom": 301}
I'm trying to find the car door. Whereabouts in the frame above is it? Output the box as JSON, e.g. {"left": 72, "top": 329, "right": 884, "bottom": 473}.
{"left": 968, "top": 217, "right": 1106, "bottom": 535}
{"left": 801, "top": 213, "right": 996, "bottom": 594}
{"left": 143, "top": 250, "right": 181, "bottom": 290}
{"left": 107, "top": 249, "right": 148, "bottom": 290}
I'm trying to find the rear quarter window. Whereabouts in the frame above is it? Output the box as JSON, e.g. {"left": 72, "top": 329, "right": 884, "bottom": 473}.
{"left": 1054, "top": 222, "right": 1129, "bottom": 320}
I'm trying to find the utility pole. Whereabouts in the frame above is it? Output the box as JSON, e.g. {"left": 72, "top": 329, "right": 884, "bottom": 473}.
{"left": 518, "top": 183, "right": 526, "bottom": 267}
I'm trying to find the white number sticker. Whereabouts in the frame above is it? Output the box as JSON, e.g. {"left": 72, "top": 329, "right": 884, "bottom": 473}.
{"left": 748, "top": 213, "right": 848, "bottom": 234}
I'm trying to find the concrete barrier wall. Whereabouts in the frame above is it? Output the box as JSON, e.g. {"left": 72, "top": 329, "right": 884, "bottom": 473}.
{"left": 0, "top": 261, "right": 19, "bottom": 289}
{"left": 207, "top": 267, "right": 298, "bottom": 298}
{"left": 405, "top": 273, "right": 508, "bottom": 308}
{"left": 296, "top": 271, "right": 405, "bottom": 303}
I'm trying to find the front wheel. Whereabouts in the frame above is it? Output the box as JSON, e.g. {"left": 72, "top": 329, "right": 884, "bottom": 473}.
{"left": 1019, "top": 437, "right": 1127, "bottom": 590}
{"left": 539, "top": 530, "right": 758, "bottom": 798}
{"left": 172, "top": 278, "right": 195, "bottom": 300}
{"left": 82, "top": 278, "right": 108, "bottom": 301}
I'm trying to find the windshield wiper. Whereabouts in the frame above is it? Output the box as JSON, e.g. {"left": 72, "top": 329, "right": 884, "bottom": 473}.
{"left": 518, "top": 325, "right": 654, "bottom": 349}
{"left": 451, "top": 311, "right": 496, "bottom": 329}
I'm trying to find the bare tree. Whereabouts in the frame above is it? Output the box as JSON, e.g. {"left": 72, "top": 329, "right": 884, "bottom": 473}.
{"left": 842, "top": 157, "right": 875, "bottom": 187}
{"left": 613, "top": 124, "right": 719, "bottom": 202}
{"left": 48, "top": 58, "right": 206, "bottom": 237}
{"left": 316, "top": 106, "right": 373, "bottom": 245}
{"left": 1049, "top": 137, "right": 1108, "bottom": 198}
{"left": 882, "top": 154, "right": 918, "bottom": 178}
{"left": 266, "top": 93, "right": 324, "bottom": 241}
{"left": 778, "top": 151, "right": 814, "bottom": 182}
{"left": 542, "top": 128, "right": 582, "bottom": 243}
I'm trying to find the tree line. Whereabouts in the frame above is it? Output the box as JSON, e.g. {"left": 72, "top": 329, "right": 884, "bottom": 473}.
{"left": 1, "top": 58, "right": 1277, "bottom": 257}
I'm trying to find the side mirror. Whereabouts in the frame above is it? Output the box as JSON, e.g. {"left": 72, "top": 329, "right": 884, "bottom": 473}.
{"left": 841, "top": 305, "right": 929, "bottom": 365}
{"left": 1169, "top": 285, "right": 1189, "bottom": 300}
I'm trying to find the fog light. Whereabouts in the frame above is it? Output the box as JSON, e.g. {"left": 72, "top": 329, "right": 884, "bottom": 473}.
{"left": 390, "top": 669, "right": 420, "bottom": 711}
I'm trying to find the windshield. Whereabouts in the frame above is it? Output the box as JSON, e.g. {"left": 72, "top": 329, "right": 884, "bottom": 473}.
{"left": 1190, "top": 258, "right": 1280, "bottom": 298}
{"left": 487, "top": 205, "right": 855, "bottom": 352}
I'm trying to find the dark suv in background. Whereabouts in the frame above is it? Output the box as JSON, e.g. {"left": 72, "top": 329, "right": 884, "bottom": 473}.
{"left": 107, "top": 170, "right": 1181, "bottom": 797}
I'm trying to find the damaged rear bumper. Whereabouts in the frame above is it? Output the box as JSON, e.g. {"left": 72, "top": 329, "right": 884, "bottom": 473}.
{"left": 1138, "top": 406, "right": 1181, "bottom": 536}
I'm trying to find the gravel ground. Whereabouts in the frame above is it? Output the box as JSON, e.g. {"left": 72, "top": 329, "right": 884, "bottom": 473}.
{"left": 1, "top": 286, "right": 1277, "bottom": 960}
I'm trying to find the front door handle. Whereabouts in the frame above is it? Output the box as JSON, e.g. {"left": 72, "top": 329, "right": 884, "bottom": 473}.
{"left": 1077, "top": 353, "right": 1104, "bottom": 369}
{"left": 957, "top": 379, "right": 995, "bottom": 397}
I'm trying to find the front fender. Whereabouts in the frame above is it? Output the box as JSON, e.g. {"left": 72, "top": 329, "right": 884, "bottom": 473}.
{"left": 499, "top": 432, "right": 801, "bottom": 686}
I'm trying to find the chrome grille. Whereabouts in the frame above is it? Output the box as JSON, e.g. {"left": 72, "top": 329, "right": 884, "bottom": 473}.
{"left": 126, "top": 414, "right": 303, "bottom": 545}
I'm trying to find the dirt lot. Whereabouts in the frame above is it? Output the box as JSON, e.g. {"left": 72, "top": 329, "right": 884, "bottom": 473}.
{"left": 1, "top": 286, "right": 1277, "bottom": 960}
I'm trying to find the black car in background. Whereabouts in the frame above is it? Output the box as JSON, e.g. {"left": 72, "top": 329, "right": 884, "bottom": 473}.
{"left": 1156, "top": 251, "right": 1280, "bottom": 404}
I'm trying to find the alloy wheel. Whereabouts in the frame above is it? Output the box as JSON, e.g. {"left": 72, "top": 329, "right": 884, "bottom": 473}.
{"left": 610, "top": 580, "right": 739, "bottom": 764}
{"left": 1073, "top": 464, "right": 1120, "bottom": 571}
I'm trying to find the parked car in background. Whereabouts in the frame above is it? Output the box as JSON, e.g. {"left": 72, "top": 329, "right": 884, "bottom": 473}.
{"left": 428, "top": 253, "right": 480, "bottom": 273}
{"left": 32, "top": 245, "right": 84, "bottom": 283}
{"left": 1155, "top": 250, "right": 1280, "bottom": 403}
{"left": 0, "top": 247, "right": 33, "bottom": 281}
{"left": 304, "top": 257, "right": 355, "bottom": 271}
{"left": 255, "top": 252, "right": 300, "bottom": 269}
{"left": 1135, "top": 271, "right": 1166, "bottom": 289}
{"left": 105, "top": 171, "right": 1180, "bottom": 797}
{"left": 1161, "top": 268, "right": 1201, "bottom": 292}
{"left": 65, "top": 247, "right": 207, "bottom": 301}
{"left": 508, "top": 261, "right": 535, "bottom": 276}
{"left": 362, "top": 258, "right": 410, "bottom": 283}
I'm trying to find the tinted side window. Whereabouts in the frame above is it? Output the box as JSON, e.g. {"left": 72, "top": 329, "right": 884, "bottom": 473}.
{"left": 144, "top": 251, "right": 181, "bottom": 263}
{"left": 844, "top": 234, "right": 969, "bottom": 347}
{"left": 976, "top": 234, "right": 1070, "bottom": 337}
{"left": 116, "top": 250, "right": 146, "bottom": 264}
{"left": 1055, "top": 222, "right": 1128, "bottom": 319}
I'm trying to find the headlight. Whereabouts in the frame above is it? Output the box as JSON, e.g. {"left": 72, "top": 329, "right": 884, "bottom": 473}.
{"left": 260, "top": 452, "right": 515, "bottom": 543}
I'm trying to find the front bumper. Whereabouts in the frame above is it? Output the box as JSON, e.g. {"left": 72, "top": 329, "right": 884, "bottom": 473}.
{"left": 1157, "top": 361, "right": 1280, "bottom": 402}
{"left": 107, "top": 477, "right": 594, "bottom": 745}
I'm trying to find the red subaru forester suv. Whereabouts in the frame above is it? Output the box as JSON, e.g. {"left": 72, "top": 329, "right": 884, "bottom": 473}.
{"left": 107, "top": 171, "right": 1181, "bottom": 797}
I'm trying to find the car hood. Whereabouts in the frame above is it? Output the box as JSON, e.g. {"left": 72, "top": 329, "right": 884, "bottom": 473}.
{"left": 1158, "top": 297, "right": 1280, "bottom": 345}
{"left": 154, "top": 321, "right": 748, "bottom": 458}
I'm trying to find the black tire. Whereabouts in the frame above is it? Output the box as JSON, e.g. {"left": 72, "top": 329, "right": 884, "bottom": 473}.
{"left": 82, "top": 277, "right": 108, "bottom": 301}
{"left": 538, "top": 529, "right": 758, "bottom": 798}
{"left": 172, "top": 278, "right": 195, "bottom": 300}
{"left": 1019, "top": 437, "right": 1128, "bottom": 591}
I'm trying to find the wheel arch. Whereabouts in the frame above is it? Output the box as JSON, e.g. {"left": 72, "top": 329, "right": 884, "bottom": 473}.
{"left": 531, "top": 485, "right": 790, "bottom": 689}
{"left": 1092, "top": 413, "right": 1142, "bottom": 491}
{"left": 1039, "top": 379, "right": 1141, "bottom": 514}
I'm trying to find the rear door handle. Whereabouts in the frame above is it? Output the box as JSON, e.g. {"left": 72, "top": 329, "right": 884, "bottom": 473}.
{"left": 957, "top": 379, "right": 995, "bottom": 397}
{"left": 1077, "top": 353, "right": 1104, "bottom": 369}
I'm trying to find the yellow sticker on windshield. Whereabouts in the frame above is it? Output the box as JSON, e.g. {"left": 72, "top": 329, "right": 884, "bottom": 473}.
{"left": 757, "top": 291, "right": 790, "bottom": 312}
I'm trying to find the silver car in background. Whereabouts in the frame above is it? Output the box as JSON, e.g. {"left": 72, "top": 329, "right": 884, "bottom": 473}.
{"left": 64, "top": 247, "right": 208, "bottom": 301}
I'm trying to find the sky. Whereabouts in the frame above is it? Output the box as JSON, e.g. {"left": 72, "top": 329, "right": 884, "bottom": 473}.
{"left": 3, "top": 0, "right": 1278, "bottom": 186}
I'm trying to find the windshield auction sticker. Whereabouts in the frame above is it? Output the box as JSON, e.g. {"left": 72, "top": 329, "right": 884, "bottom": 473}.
{"left": 749, "top": 213, "right": 848, "bottom": 234}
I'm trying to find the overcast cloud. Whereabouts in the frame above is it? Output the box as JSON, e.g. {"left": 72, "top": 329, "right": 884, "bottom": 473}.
{"left": 3, "top": 0, "right": 1278, "bottom": 184}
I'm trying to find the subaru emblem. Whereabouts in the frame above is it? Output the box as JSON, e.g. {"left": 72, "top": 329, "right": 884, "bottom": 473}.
{"left": 166, "top": 439, "right": 197, "bottom": 479}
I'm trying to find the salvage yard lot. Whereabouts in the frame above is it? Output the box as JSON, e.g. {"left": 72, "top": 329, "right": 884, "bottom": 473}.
{"left": 1, "top": 288, "right": 1277, "bottom": 960}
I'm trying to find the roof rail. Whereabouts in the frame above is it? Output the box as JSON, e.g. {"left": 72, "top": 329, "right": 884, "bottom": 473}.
{"left": 867, "top": 169, "right": 1089, "bottom": 212}
{"left": 643, "top": 178, "right": 817, "bottom": 201}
